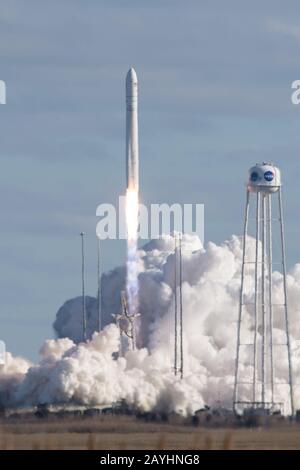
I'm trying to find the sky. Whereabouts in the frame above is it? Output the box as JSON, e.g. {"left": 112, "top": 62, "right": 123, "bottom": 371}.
{"left": 0, "top": 0, "right": 300, "bottom": 361}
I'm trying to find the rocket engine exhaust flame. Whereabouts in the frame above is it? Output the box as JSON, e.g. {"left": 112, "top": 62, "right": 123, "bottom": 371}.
{"left": 125, "top": 189, "right": 139, "bottom": 243}
{"left": 125, "top": 189, "right": 139, "bottom": 343}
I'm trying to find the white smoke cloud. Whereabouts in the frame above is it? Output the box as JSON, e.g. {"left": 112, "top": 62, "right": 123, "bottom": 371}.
{"left": 1, "top": 233, "right": 300, "bottom": 415}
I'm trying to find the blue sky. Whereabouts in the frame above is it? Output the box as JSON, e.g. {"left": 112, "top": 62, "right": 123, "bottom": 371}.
{"left": 1, "top": 0, "right": 300, "bottom": 360}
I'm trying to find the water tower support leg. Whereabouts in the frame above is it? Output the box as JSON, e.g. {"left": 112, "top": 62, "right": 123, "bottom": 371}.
{"left": 261, "top": 196, "right": 267, "bottom": 405}
{"left": 253, "top": 192, "right": 260, "bottom": 402}
{"left": 267, "top": 195, "right": 274, "bottom": 404}
{"left": 278, "top": 187, "right": 294, "bottom": 416}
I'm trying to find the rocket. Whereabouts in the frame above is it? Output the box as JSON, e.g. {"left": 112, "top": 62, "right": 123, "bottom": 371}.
{"left": 126, "top": 68, "right": 139, "bottom": 192}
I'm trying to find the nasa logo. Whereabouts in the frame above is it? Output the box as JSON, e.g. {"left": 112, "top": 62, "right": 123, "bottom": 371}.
{"left": 264, "top": 171, "right": 274, "bottom": 182}
{"left": 250, "top": 171, "right": 259, "bottom": 182}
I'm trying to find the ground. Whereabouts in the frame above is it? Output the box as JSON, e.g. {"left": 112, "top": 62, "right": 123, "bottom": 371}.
{"left": 1, "top": 415, "right": 300, "bottom": 450}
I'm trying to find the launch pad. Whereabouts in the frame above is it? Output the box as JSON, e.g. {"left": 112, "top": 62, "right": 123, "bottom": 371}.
{"left": 234, "top": 401, "right": 284, "bottom": 417}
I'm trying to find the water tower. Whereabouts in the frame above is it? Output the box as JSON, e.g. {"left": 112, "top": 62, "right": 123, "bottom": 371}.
{"left": 233, "top": 163, "right": 294, "bottom": 416}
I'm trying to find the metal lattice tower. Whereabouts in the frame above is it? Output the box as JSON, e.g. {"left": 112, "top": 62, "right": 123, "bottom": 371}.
{"left": 174, "top": 233, "right": 184, "bottom": 379}
{"left": 233, "top": 163, "right": 294, "bottom": 416}
{"left": 174, "top": 235, "right": 178, "bottom": 376}
{"left": 80, "top": 232, "right": 87, "bottom": 342}
{"left": 97, "top": 237, "right": 102, "bottom": 332}
{"left": 112, "top": 291, "right": 140, "bottom": 354}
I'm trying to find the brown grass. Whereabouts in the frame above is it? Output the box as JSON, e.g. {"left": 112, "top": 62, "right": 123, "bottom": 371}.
{"left": 222, "top": 432, "right": 233, "bottom": 450}
{"left": 0, "top": 415, "right": 299, "bottom": 450}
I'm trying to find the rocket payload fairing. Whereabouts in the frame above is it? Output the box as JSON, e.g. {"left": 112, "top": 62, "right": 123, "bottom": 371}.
{"left": 126, "top": 68, "right": 139, "bottom": 192}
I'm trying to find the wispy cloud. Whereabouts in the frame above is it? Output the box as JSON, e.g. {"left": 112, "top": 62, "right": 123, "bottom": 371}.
{"left": 267, "top": 18, "right": 300, "bottom": 41}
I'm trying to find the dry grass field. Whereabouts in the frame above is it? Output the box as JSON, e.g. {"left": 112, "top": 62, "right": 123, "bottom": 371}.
{"left": 1, "top": 415, "right": 300, "bottom": 450}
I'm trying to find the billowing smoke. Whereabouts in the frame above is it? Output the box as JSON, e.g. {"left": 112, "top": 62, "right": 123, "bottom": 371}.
{"left": 54, "top": 296, "right": 99, "bottom": 344}
{"left": 2, "top": 233, "right": 300, "bottom": 415}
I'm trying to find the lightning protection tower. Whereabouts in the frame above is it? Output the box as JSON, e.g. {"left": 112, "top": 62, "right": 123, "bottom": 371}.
{"left": 174, "top": 233, "right": 184, "bottom": 379}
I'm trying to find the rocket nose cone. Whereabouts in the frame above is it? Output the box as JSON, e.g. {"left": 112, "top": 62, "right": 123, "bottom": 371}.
{"left": 126, "top": 67, "right": 138, "bottom": 84}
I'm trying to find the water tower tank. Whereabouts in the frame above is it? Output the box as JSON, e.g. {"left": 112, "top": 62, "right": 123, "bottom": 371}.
{"left": 248, "top": 163, "right": 281, "bottom": 194}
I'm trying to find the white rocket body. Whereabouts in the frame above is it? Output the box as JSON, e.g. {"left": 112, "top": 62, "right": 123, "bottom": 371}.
{"left": 126, "top": 68, "right": 139, "bottom": 192}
